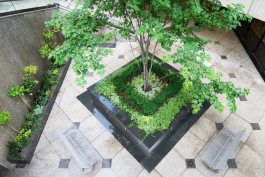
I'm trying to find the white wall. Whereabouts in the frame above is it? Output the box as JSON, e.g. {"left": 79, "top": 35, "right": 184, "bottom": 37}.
{"left": 220, "top": 0, "right": 265, "bottom": 22}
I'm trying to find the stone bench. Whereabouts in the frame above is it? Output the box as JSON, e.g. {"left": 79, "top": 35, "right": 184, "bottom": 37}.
{"left": 56, "top": 127, "right": 98, "bottom": 172}
{"left": 200, "top": 127, "right": 245, "bottom": 172}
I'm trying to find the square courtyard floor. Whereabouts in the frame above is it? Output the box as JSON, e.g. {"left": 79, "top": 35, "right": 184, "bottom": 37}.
{"left": 4, "top": 26, "right": 265, "bottom": 177}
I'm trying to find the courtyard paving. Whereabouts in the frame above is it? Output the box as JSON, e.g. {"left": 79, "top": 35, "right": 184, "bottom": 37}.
{"left": 2, "top": 3, "right": 265, "bottom": 177}
{"left": 4, "top": 27, "right": 265, "bottom": 177}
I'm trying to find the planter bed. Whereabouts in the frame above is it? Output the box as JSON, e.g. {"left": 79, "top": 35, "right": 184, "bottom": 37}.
{"left": 6, "top": 60, "right": 71, "bottom": 165}
{"left": 78, "top": 57, "right": 210, "bottom": 171}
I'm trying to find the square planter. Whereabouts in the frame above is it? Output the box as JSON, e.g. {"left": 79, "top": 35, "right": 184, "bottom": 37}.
{"left": 78, "top": 57, "right": 210, "bottom": 171}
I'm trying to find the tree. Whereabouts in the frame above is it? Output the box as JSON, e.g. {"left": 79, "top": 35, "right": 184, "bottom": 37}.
{"left": 44, "top": 0, "right": 251, "bottom": 113}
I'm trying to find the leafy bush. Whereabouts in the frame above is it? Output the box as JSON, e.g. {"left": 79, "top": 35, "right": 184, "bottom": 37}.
{"left": 0, "top": 110, "right": 11, "bottom": 126}
{"left": 96, "top": 59, "right": 192, "bottom": 135}
{"left": 8, "top": 86, "right": 24, "bottom": 100}
{"left": 8, "top": 129, "right": 31, "bottom": 159}
{"left": 23, "top": 65, "right": 38, "bottom": 76}
{"left": 43, "top": 30, "right": 55, "bottom": 41}
{"left": 8, "top": 65, "right": 39, "bottom": 99}
{"left": 98, "top": 59, "right": 184, "bottom": 115}
{"left": 39, "top": 44, "right": 53, "bottom": 59}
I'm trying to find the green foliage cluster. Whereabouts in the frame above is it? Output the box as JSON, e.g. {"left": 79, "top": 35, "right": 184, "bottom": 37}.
{"left": 43, "top": 9, "right": 114, "bottom": 86}
{"left": 7, "top": 13, "right": 63, "bottom": 160}
{"left": 8, "top": 65, "right": 39, "bottom": 99}
{"left": 99, "top": 59, "right": 183, "bottom": 115}
{"left": 8, "top": 129, "right": 31, "bottom": 159}
{"left": 0, "top": 110, "right": 11, "bottom": 126}
{"left": 96, "top": 60, "right": 192, "bottom": 135}
{"left": 8, "top": 66, "right": 60, "bottom": 160}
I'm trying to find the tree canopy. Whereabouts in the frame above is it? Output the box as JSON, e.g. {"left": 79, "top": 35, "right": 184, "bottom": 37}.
{"left": 43, "top": 0, "right": 252, "bottom": 113}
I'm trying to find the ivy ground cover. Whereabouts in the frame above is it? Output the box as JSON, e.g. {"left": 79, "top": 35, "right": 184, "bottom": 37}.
{"left": 95, "top": 58, "right": 194, "bottom": 135}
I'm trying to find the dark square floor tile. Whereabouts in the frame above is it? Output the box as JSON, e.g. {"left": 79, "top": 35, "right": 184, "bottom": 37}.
{"left": 239, "top": 95, "right": 247, "bottom": 101}
{"left": 251, "top": 123, "right": 261, "bottom": 130}
{"left": 118, "top": 55, "right": 124, "bottom": 59}
{"left": 221, "top": 55, "right": 227, "bottom": 59}
{"left": 215, "top": 123, "right": 224, "bottom": 130}
{"left": 73, "top": 122, "right": 80, "bottom": 129}
{"left": 186, "top": 159, "right": 196, "bottom": 168}
{"left": 214, "top": 41, "right": 221, "bottom": 44}
{"left": 59, "top": 159, "right": 70, "bottom": 168}
{"left": 102, "top": 159, "right": 112, "bottom": 168}
{"left": 227, "top": 159, "right": 237, "bottom": 168}
{"left": 228, "top": 73, "right": 236, "bottom": 78}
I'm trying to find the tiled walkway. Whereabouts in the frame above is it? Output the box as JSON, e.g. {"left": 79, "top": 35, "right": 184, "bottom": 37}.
{"left": 4, "top": 28, "right": 265, "bottom": 177}
{"left": 1, "top": 1, "right": 265, "bottom": 176}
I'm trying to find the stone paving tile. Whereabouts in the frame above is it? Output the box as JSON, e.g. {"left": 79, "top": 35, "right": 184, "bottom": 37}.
{"left": 174, "top": 131, "right": 205, "bottom": 159}
{"left": 79, "top": 115, "right": 106, "bottom": 143}
{"left": 155, "top": 150, "right": 186, "bottom": 177}
{"left": 12, "top": 0, "right": 38, "bottom": 10}
{"left": 93, "top": 168, "right": 118, "bottom": 177}
{"left": 204, "top": 106, "right": 230, "bottom": 123}
{"left": 235, "top": 145, "right": 265, "bottom": 177}
{"left": 26, "top": 144, "right": 60, "bottom": 177}
{"left": 68, "top": 156, "right": 102, "bottom": 177}
{"left": 180, "top": 169, "right": 205, "bottom": 177}
{"left": 92, "top": 131, "right": 123, "bottom": 159}
{"left": 112, "top": 149, "right": 143, "bottom": 177}
{"left": 58, "top": 85, "right": 80, "bottom": 107}
{"left": 43, "top": 110, "right": 73, "bottom": 143}
{"left": 258, "top": 112, "right": 265, "bottom": 131}
{"left": 137, "top": 169, "right": 162, "bottom": 177}
{"left": 189, "top": 116, "right": 216, "bottom": 142}
{"left": 61, "top": 100, "right": 92, "bottom": 122}
{"left": 49, "top": 102, "right": 61, "bottom": 118}
{"left": 236, "top": 101, "right": 264, "bottom": 123}
{"left": 246, "top": 131, "right": 265, "bottom": 160}
{"left": 223, "top": 113, "right": 253, "bottom": 142}
{"left": 34, "top": 134, "right": 50, "bottom": 154}
{"left": 51, "top": 138, "right": 72, "bottom": 159}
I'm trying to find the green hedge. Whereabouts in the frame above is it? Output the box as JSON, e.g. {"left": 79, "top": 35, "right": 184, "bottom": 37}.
{"left": 95, "top": 59, "right": 193, "bottom": 135}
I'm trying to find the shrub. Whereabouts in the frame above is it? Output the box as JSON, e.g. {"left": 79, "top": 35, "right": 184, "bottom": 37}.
{"left": 96, "top": 59, "right": 193, "bottom": 135}
{"left": 8, "top": 86, "right": 24, "bottom": 100}
{"left": 22, "top": 65, "right": 39, "bottom": 95}
{"left": 39, "top": 44, "right": 53, "bottom": 59}
{"left": 8, "top": 129, "right": 31, "bottom": 159}
{"left": 43, "top": 30, "right": 54, "bottom": 41}
{"left": 0, "top": 110, "right": 11, "bottom": 126}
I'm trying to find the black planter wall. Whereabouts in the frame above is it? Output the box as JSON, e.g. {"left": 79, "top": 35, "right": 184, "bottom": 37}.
{"left": 234, "top": 18, "right": 265, "bottom": 81}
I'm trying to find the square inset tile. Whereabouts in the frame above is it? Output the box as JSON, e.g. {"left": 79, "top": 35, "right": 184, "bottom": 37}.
{"left": 215, "top": 123, "right": 224, "bottom": 130}
{"left": 250, "top": 123, "right": 261, "bottom": 130}
{"left": 59, "top": 159, "right": 70, "bottom": 168}
{"left": 102, "top": 158, "right": 112, "bottom": 168}
{"left": 227, "top": 159, "right": 237, "bottom": 168}
{"left": 221, "top": 55, "right": 227, "bottom": 59}
{"left": 228, "top": 73, "right": 236, "bottom": 78}
{"left": 239, "top": 95, "right": 247, "bottom": 101}
{"left": 73, "top": 122, "right": 80, "bottom": 129}
{"left": 214, "top": 41, "right": 221, "bottom": 44}
{"left": 185, "top": 159, "right": 196, "bottom": 168}
{"left": 118, "top": 55, "right": 124, "bottom": 59}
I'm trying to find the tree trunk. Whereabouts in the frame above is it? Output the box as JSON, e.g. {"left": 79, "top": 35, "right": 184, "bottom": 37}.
{"left": 143, "top": 59, "right": 150, "bottom": 92}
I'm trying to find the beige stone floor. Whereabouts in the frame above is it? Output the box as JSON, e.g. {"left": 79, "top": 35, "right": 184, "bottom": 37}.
{"left": 2, "top": 3, "right": 265, "bottom": 177}
{"left": 4, "top": 28, "right": 265, "bottom": 177}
